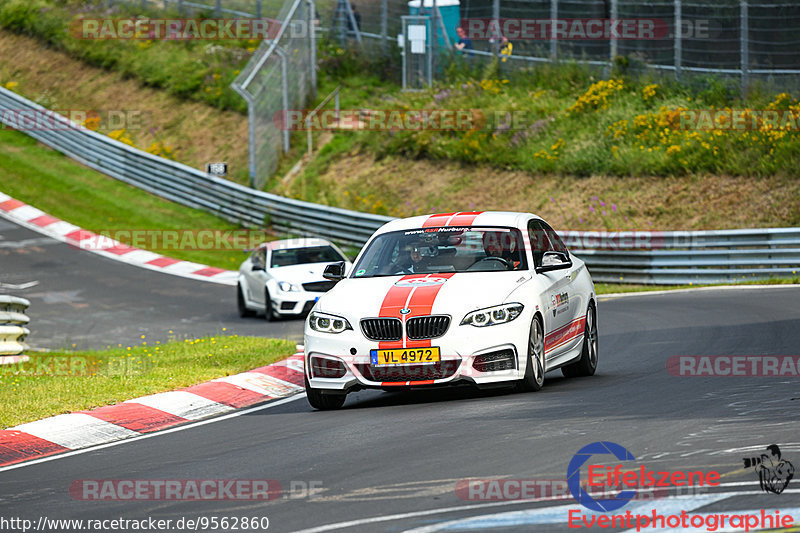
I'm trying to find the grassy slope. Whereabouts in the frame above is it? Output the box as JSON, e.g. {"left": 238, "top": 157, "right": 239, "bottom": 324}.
{"left": 0, "top": 335, "right": 295, "bottom": 428}
{"left": 0, "top": 128, "right": 257, "bottom": 270}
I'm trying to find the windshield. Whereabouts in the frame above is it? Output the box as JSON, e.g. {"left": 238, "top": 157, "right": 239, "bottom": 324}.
{"left": 270, "top": 245, "right": 345, "bottom": 268}
{"left": 351, "top": 227, "right": 528, "bottom": 278}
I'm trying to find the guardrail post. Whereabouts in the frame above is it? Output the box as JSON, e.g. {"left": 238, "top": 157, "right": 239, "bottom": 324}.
{"left": 740, "top": 0, "right": 749, "bottom": 97}
{"left": 550, "top": 0, "right": 557, "bottom": 62}
{"left": 256, "top": 0, "right": 262, "bottom": 19}
{"left": 216, "top": 0, "right": 222, "bottom": 17}
{"left": 674, "top": 0, "right": 681, "bottom": 80}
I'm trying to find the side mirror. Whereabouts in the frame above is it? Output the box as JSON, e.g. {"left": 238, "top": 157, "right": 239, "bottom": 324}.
{"left": 536, "top": 251, "right": 572, "bottom": 274}
{"left": 323, "top": 261, "right": 346, "bottom": 282}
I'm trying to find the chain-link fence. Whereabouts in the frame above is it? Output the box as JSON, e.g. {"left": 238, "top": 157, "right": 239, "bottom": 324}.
{"left": 231, "top": 0, "right": 316, "bottom": 189}
{"left": 103, "top": 0, "right": 800, "bottom": 184}
{"left": 329, "top": 0, "right": 800, "bottom": 92}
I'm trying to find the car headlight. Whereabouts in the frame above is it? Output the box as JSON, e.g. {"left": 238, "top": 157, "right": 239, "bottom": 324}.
{"left": 309, "top": 311, "right": 352, "bottom": 334}
{"left": 278, "top": 281, "right": 300, "bottom": 292}
{"left": 461, "top": 303, "right": 524, "bottom": 327}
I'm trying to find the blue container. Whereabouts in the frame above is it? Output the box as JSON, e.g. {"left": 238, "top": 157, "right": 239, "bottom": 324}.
{"left": 408, "top": 0, "right": 461, "bottom": 49}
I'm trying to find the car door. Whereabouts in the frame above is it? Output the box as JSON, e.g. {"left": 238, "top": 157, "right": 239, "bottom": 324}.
{"left": 540, "top": 221, "right": 585, "bottom": 354}
{"left": 244, "top": 248, "right": 267, "bottom": 307}
{"left": 529, "top": 220, "right": 573, "bottom": 360}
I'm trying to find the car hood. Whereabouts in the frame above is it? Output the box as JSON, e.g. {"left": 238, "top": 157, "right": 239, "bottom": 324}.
{"left": 269, "top": 263, "right": 348, "bottom": 284}
{"left": 317, "top": 272, "right": 531, "bottom": 319}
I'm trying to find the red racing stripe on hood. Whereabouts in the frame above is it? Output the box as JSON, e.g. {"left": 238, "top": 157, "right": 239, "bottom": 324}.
{"left": 377, "top": 273, "right": 455, "bottom": 349}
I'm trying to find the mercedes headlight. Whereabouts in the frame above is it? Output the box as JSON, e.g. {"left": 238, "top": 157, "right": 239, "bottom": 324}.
{"left": 461, "top": 303, "right": 524, "bottom": 327}
{"left": 278, "top": 281, "right": 300, "bottom": 292}
{"left": 309, "top": 312, "right": 352, "bottom": 334}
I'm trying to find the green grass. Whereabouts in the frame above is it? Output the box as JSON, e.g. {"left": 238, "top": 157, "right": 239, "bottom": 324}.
{"left": 0, "top": 335, "right": 296, "bottom": 428}
{"left": 0, "top": 128, "right": 261, "bottom": 270}
{"left": 596, "top": 276, "right": 800, "bottom": 296}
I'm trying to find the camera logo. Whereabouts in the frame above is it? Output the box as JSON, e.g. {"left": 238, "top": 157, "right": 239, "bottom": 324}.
{"left": 743, "top": 444, "right": 795, "bottom": 494}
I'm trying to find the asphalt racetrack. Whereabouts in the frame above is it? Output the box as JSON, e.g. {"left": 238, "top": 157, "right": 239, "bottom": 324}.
{"left": 0, "top": 218, "right": 305, "bottom": 349}
{"left": 2, "top": 216, "right": 800, "bottom": 532}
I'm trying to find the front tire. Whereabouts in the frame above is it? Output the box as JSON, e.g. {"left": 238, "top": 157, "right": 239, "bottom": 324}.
{"left": 264, "top": 287, "right": 275, "bottom": 321}
{"left": 562, "top": 303, "right": 598, "bottom": 378}
{"left": 305, "top": 374, "right": 347, "bottom": 410}
{"left": 517, "top": 315, "right": 545, "bottom": 392}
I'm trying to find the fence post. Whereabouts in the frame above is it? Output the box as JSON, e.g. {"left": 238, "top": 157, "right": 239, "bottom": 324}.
{"left": 256, "top": 0, "right": 262, "bottom": 19}
{"left": 491, "top": 0, "right": 500, "bottom": 56}
{"left": 308, "top": 0, "right": 317, "bottom": 99}
{"left": 215, "top": 0, "right": 221, "bottom": 17}
{"left": 674, "top": 0, "right": 681, "bottom": 80}
{"left": 381, "top": 0, "right": 387, "bottom": 53}
{"left": 550, "top": 0, "right": 557, "bottom": 62}
{"left": 432, "top": 0, "right": 438, "bottom": 75}
{"left": 279, "top": 48, "right": 290, "bottom": 154}
{"left": 740, "top": 0, "right": 749, "bottom": 96}
{"left": 609, "top": 0, "right": 618, "bottom": 65}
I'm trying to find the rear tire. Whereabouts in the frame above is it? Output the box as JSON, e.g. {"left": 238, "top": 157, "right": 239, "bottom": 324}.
{"left": 237, "top": 284, "right": 255, "bottom": 318}
{"left": 517, "top": 315, "right": 545, "bottom": 392}
{"left": 305, "top": 374, "right": 347, "bottom": 410}
{"left": 264, "top": 287, "right": 275, "bottom": 321}
{"left": 562, "top": 303, "right": 598, "bottom": 378}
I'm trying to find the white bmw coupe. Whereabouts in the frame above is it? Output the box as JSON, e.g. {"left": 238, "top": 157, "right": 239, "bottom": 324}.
{"left": 303, "top": 212, "right": 598, "bottom": 409}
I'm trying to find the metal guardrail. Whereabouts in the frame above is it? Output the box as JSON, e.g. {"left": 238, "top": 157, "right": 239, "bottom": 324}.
{"left": 0, "top": 87, "right": 391, "bottom": 247}
{"left": 0, "top": 296, "right": 30, "bottom": 356}
{"left": 2, "top": 88, "right": 799, "bottom": 284}
{"left": 564, "top": 229, "right": 800, "bottom": 285}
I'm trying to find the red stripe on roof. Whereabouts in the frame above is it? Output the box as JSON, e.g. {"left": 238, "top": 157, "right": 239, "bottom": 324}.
{"left": 0, "top": 430, "right": 70, "bottom": 467}
{"left": 448, "top": 211, "right": 483, "bottom": 226}
{"left": 422, "top": 213, "right": 457, "bottom": 227}
{"left": 83, "top": 403, "right": 186, "bottom": 433}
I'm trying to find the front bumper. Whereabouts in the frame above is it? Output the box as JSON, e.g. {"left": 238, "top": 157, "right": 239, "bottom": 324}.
{"left": 304, "top": 318, "right": 529, "bottom": 391}
{"left": 271, "top": 293, "right": 320, "bottom": 317}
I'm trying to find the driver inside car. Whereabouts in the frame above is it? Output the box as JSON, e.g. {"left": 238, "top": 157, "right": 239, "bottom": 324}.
{"left": 392, "top": 241, "right": 433, "bottom": 274}
{"left": 482, "top": 231, "right": 521, "bottom": 269}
